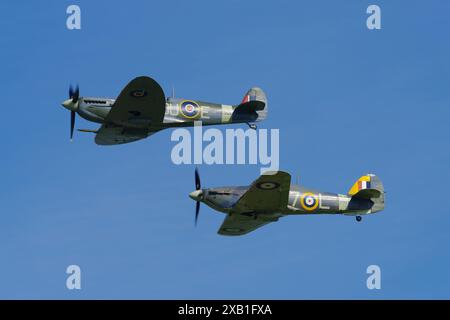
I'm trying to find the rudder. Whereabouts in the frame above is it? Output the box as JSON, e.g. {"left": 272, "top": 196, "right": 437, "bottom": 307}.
{"left": 348, "top": 174, "right": 385, "bottom": 213}
{"left": 232, "top": 87, "right": 268, "bottom": 123}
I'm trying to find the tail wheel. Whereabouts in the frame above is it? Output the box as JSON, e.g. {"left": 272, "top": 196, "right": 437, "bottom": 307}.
{"left": 356, "top": 216, "right": 362, "bottom": 222}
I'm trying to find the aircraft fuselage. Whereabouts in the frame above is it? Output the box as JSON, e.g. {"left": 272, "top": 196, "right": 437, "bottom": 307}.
{"left": 75, "top": 96, "right": 264, "bottom": 128}
{"left": 199, "top": 184, "right": 380, "bottom": 217}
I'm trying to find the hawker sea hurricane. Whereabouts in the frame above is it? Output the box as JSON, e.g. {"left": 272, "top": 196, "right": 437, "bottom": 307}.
{"left": 189, "top": 170, "right": 385, "bottom": 236}
{"left": 61, "top": 76, "right": 267, "bottom": 145}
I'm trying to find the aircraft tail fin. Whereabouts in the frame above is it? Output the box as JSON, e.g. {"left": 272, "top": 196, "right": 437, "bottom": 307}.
{"left": 240, "top": 87, "right": 267, "bottom": 110}
{"left": 348, "top": 174, "right": 385, "bottom": 213}
{"left": 232, "top": 87, "right": 268, "bottom": 122}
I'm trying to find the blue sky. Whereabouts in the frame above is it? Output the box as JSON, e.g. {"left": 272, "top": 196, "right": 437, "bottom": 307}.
{"left": 0, "top": 0, "right": 449, "bottom": 299}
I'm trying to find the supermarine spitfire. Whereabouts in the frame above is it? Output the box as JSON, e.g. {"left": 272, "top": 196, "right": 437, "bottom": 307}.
{"left": 61, "top": 76, "right": 267, "bottom": 145}
{"left": 189, "top": 170, "right": 385, "bottom": 236}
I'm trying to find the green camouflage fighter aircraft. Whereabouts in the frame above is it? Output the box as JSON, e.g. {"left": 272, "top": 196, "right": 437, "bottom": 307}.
{"left": 61, "top": 76, "right": 267, "bottom": 145}
{"left": 189, "top": 169, "right": 385, "bottom": 236}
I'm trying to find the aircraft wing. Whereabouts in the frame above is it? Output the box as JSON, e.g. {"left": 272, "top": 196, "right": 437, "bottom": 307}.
{"left": 218, "top": 213, "right": 281, "bottom": 236}
{"left": 106, "top": 76, "right": 166, "bottom": 127}
{"left": 94, "top": 123, "right": 160, "bottom": 145}
{"left": 233, "top": 171, "right": 291, "bottom": 213}
{"left": 94, "top": 76, "right": 166, "bottom": 145}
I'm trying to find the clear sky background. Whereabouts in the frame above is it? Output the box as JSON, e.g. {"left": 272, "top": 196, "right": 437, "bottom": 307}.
{"left": 0, "top": 0, "right": 449, "bottom": 299}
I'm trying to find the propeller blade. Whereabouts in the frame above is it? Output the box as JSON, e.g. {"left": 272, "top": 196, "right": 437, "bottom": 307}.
{"left": 70, "top": 110, "right": 75, "bottom": 140}
{"left": 69, "top": 85, "right": 74, "bottom": 99}
{"left": 195, "top": 201, "right": 200, "bottom": 226}
{"left": 69, "top": 84, "right": 79, "bottom": 103}
{"left": 195, "top": 167, "right": 201, "bottom": 190}
{"left": 73, "top": 84, "right": 79, "bottom": 103}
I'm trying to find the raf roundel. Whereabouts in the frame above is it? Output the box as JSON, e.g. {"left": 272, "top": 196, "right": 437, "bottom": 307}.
{"left": 300, "top": 192, "right": 319, "bottom": 211}
{"left": 256, "top": 181, "right": 280, "bottom": 190}
{"left": 179, "top": 100, "right": 200, "bottom": 119}
{"left": 130, "top": 89, "right": 148, "bottom": 98}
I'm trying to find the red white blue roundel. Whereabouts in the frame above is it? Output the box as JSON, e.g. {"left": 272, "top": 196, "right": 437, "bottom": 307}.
{"left": 180, "top": 100, "right": 200, "bottom": 119}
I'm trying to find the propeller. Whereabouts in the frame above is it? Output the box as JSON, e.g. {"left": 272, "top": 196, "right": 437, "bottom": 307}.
{"left": 194, "top": 167, "right": 201, "bottom": 226}
{"left": 69, "top": 84, "right": 79, "bottom": 103}
{"left": 70, "top": 110, "right": 75, "bottom": 141}
{"left": 195, "top": 201, "right": 200, "bottom": 226}
{"left": 68, "top": 85, "right": 79, "bottom": 140}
